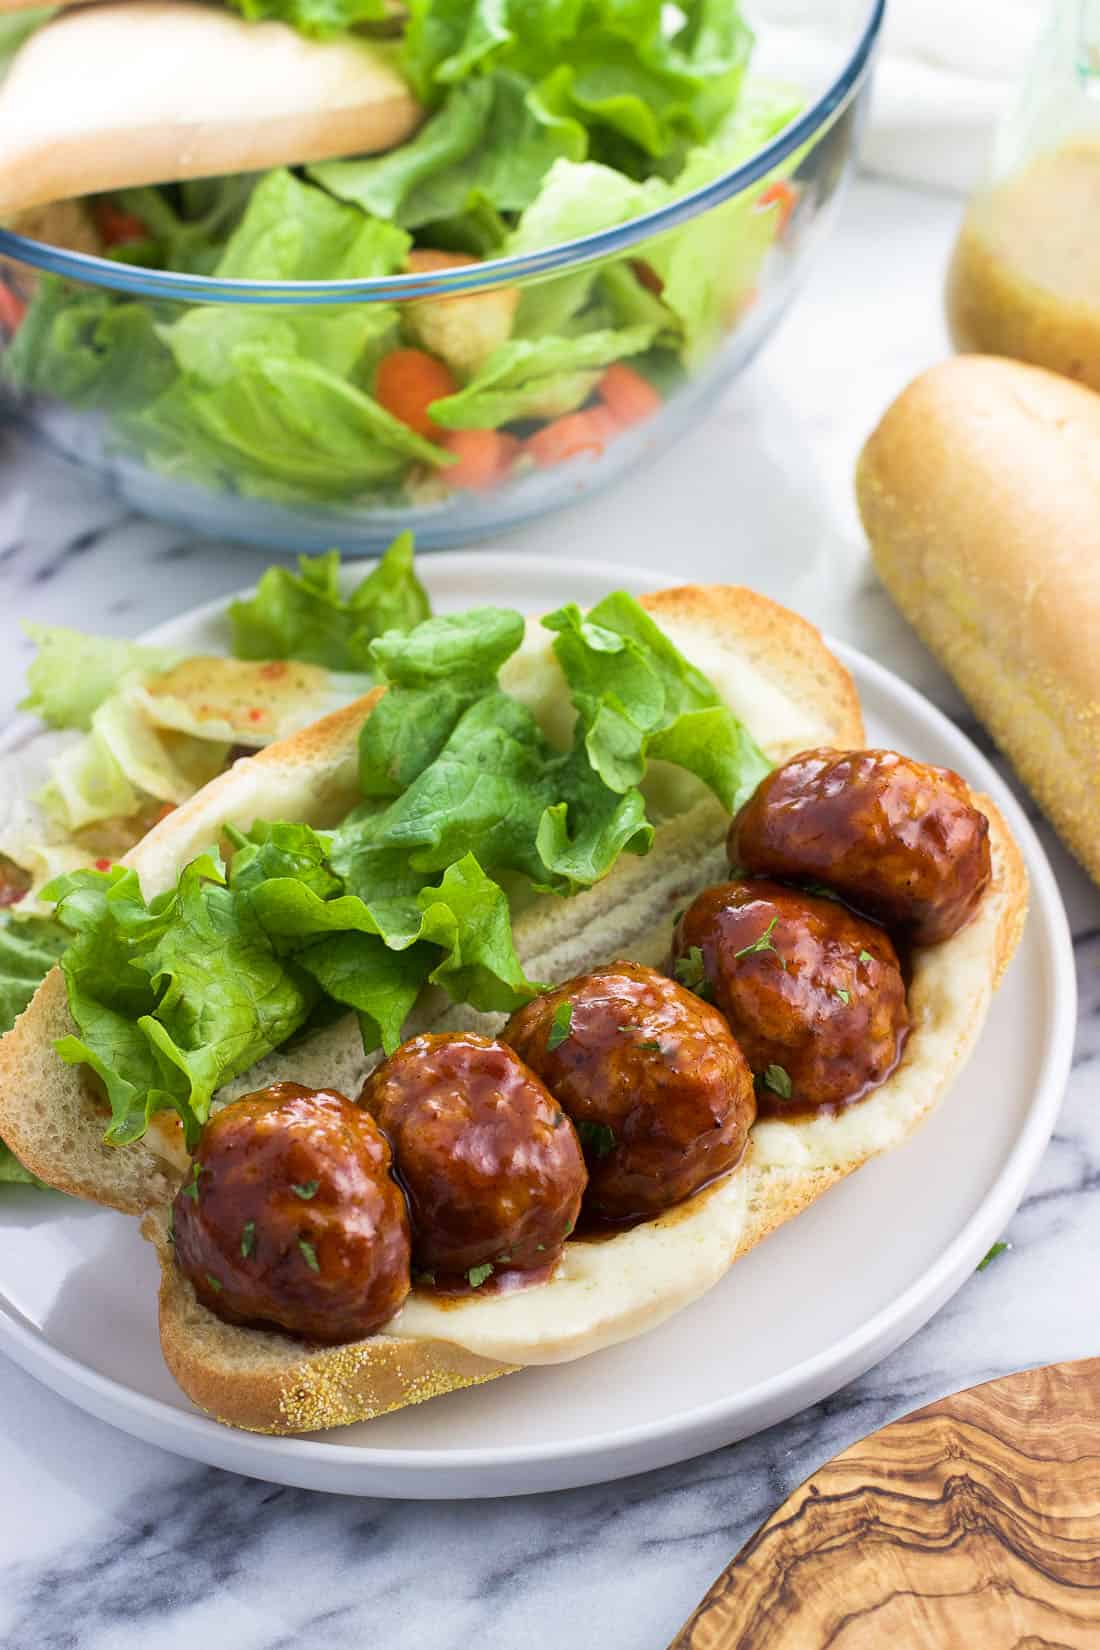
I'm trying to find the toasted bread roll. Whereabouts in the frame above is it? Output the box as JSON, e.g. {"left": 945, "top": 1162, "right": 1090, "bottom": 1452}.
{"left": 857, "top": 354, "right": 1100, "bottom": 888}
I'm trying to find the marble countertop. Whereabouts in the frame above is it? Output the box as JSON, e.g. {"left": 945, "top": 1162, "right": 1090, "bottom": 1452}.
{"left": 1, "top": 175, "right": 1097, "bottom": 1650}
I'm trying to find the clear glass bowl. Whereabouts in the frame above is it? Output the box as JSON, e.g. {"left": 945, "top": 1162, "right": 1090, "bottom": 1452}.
{"left": 0, "top": 0, "right": 883, "bottom": 553}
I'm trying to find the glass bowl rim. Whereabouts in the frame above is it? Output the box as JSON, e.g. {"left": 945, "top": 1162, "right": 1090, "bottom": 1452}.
{"left": 0, "top": 0, "right": 884, "bottom": 306}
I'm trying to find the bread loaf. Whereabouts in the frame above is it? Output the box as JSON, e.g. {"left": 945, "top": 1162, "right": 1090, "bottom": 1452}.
{"left": 857, "top": 354, "right": 1100, "bottom": 887}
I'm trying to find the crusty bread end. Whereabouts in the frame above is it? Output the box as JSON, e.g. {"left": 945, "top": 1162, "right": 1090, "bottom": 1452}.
{"left": 857, "top": 355, "right": 1100, "bottom": 888}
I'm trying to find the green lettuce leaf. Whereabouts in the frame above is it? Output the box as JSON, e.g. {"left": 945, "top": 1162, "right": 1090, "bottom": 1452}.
{"left": 224, "top": 820, "right": 342, "bottom": 901}
{"left": 38, "top": 697, "right": 227, "bottom": 832}
{"left": 336, "top": 685, "right": 653, "bottom": 899}
{"left": 212, "top": 168, "right": 410, "bottom": 283}
{"left": 358, "top": 605, "right": 526, "bottom": 795}
{"left": 110, "top": 176, "right": 258, "bottom": 276}
{"left": 399, "top": 0, "right": 753, "bottom": 163}
{"left": 19, "top": 627, "right": 183, "bottom": 731}
{"left": 158, "top": 171, "right": 409, "bottom": 385}
{"left": 544, "top": 591, "right": 771, "bottom": 809}
{"left": 229, "top": 535, "right": 430, "bottom": 672}
{"left": 224, "top": 0, "right": 387, "bottom": 32}
{"left": 4, "top": 276, "right": 176, "bottom": 412}
{"left": 311, "top": 72, "right": 584, "bottom": 230}
{"left": 245, "top": 845, "right": 537, "bottom": 1050}
{"left": 123, "top": 174, "right": 432, "bottom": 497}
{"left": 127, "top": 348, "right": 450, "bottom": 499}
{"left": 0, "top": 912, "right": 69, "bottom": 1035}
{"left": 428, "top": 325, "right": 655, "bottom": 430}
{"left": 640, "top": 100, "right": 803, "bottom": 365}
{"left": 46, "top": 860, "right": 317, "bottom": 1145}
{"left": 502, "top": 76, "right": 801, "bottom": 354}
{"left": 0, "top": 1144, "right": 41, "bottom": 1186}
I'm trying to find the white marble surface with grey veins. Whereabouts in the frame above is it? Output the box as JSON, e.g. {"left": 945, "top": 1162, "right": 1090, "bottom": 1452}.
{"left": 0, "top": 178, "right": 1097, "bottom": 1650}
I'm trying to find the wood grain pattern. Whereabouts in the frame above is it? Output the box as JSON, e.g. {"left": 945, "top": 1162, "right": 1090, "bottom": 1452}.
{"left": 669, "top": 1359, "right": 1100, "bottom": 1649}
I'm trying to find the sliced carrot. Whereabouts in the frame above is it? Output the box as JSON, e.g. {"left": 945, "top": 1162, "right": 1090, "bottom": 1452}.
{"left": 598, "top": 362, "right": 662, "bottom": 427}
{"left": 756, "top": 180, "right": 798, "bottom": 236}
{"left": 0, "top": 285, "right": 26, "bottom": 334}
{"left": 375, "top": 348, "right": 459, "bottom": 440}
{"left": 440, "top": 428, "right": 520, "bottom": 491}
{"left": 93, "top": 201, "right": 149, "bottom": 247}
{"left": 527, "top": 407, "right": 620, "bottom": 469}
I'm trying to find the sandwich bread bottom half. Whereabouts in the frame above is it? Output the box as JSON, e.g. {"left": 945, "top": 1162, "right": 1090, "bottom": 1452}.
{"left": 0, "top": 588, "right": 1028, "bottom": 1433}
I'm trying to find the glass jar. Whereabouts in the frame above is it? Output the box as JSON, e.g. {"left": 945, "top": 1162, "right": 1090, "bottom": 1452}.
{"left": 946, "top": 0, "right": 1100, "bottom": 390}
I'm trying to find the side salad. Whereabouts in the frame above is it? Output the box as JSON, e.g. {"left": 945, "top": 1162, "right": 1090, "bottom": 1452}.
{"left": 0, "top": 535, "right": 771, "bottom": 1181}
{"left": 0, "top": 0, "right": 801, "bottom": 508}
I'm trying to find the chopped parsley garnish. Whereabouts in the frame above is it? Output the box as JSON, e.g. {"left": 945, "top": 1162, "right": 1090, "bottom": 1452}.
{"left": 547, "top": 1000, "right": 573, "bottom": 1052}
{"left": 497, "top": 1252, "right": 512, "bottom": 1265}
{"left": 298, "top": 1239, "right": 320, "bottom": 1272}
{"left": 414, "top": 1270, "right": 436, "bottom": 1287}
{"left": 166, "top": 1205, "right": 174, "bottom": 1244}
{"left": 734, "top": 915, "right": 785, "bottom": 968}
{"left": 762, "top": 1064, "right": 792, "bottom": 1100}
{"left": 182, "top": 1162, "right": 201, "bottom": 1202}
{"left": 858, "top": 949, "right": 873, "bottom": 965}
{"left": 292, "top": 1181, "right": 319, "bottom": 1200}
{"left": 639, "top": 1040, "right": 662, "bottom": 1053}
{"left": 802, "top": 881, "right": 840, "bottom": 902}
{"left": 240, "top": 1220, "right": 256, "bottom": 1259}
{"left": 673, "top": 908, "right": 686, "bottom": 925}
{"left": 205, "top": 1273, "right": 222, "bottom": 1293}
{"left": 674, "top": 946, "right": 712, "bottom": 999}
{"left": 467, "top": 1262, "right": 494, "bottom": 1288}
{"left": 576, "top": 1119, "right": 616, "bottom": 1158}
{"left": 564, "top": 1217, "right": 576, "bottom": 1237}
{"left": 833, "top": 988, "right": 851, "bottom": 1006}
{"left": 977, "top": 1241, "right": 1010, "bottom": 1272}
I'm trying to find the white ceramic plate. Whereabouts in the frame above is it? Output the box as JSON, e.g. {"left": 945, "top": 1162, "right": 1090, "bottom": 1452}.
{"left": 0, "top": 554, "right": 1077, "bottom": 1499}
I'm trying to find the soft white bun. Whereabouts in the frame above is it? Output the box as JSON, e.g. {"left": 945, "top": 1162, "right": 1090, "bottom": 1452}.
{"left": 0, "top": 2, "right": 421, "bottom": 216}
{"left": 0, "top": 588, "right": 1026, "bottom": 1433}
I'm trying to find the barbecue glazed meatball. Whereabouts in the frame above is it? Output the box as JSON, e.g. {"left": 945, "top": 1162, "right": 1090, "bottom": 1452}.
{"left": 171, "top": 1083, "right": 411, "bottom": 1344}
{"left": 729, "top": 748, "right": 991, "bottom": 946}
{"left": 359, "top": 1034, "right": 586, "bottom": 1281}
{"left": 671, "top": 881, "right": 908, "bottom": 1112}
{"left": 503, "top": 962, "right": 755, "bottom": 1224}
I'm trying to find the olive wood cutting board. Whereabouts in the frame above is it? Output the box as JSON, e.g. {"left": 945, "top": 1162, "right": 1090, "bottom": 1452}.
{"left": 669, "top": 1358, "right": 1100, "bottom": 1649}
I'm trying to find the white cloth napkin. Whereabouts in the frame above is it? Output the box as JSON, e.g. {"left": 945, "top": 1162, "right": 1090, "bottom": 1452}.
{"left": 756, "top": 0, "right": 1046, "bottom": 193}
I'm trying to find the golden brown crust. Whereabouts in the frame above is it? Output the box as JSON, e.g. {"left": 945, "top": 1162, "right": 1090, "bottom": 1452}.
{"left": 857, "top": 355, "right": 1100, "bottom": 887}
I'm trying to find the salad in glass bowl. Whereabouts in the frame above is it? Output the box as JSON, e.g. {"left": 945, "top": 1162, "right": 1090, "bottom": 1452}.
{"left": 0, "top": 0, "right": 884, "bottom": 550}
